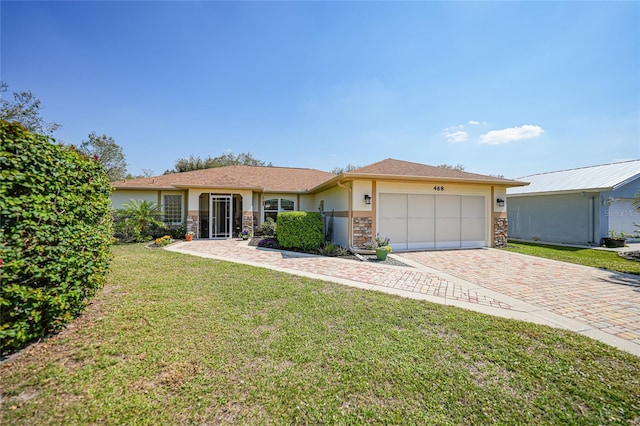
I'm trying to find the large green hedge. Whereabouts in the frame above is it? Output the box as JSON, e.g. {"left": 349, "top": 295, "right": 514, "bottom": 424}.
{"left": 0, "top": 121, "right": 113, "bottom": 353}
{"left": 276, "top": 211, "right": 324, "bottom": 250}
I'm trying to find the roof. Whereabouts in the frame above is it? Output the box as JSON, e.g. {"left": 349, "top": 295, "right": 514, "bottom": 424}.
{"left": 339, "top": 158, "right": 527, "bottom": 187}
{"left": 112, "top": 165, "right": 336, "bottom": 192}
{"left": 112, "top": 158, "right": 526, "bottom": 194}
{"left": 507, "top": 160, "right": 640, "bottom": 196}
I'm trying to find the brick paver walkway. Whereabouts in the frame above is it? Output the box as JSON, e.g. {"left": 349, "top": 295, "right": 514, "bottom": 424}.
{"left": 399, "top": 249, "right": 640, "bottom": 346}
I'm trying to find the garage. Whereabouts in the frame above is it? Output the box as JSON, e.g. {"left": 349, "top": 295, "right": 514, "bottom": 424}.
{"left": 378, "top": 193, "right": 486, "bottom": 250}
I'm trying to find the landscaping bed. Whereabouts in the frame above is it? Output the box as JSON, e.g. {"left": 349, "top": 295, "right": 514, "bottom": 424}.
{"left": 619, "top": 250, "right": 640, "bottom": 262}
{"left": 247, "top": 236, "right": 411, "bottom": 267}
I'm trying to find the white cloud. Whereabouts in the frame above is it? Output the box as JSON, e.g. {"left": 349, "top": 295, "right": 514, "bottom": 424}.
{"left": 468, "top": 120, "right": 481, "bottom": 125}
{"left": 479, "top": 125, "right": 544, "bottom": 145}
{"left": 443, "top": 129, "right": 469, "bottom": 143}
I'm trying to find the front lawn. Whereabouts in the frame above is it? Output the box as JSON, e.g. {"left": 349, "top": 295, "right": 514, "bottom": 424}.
{"left": 1, "top": 244, "right": 639, "bottom": 424}
{"left": 502, "top": 241, "right": 640, "bottom": 275}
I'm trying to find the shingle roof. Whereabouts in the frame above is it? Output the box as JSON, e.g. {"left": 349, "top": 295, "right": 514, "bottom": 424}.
{"left": 507, "top": 160, "right": 640, "bottom": 195}
{"left": 112, "top": 165, "right": 336, "bottom": 192}
{"left": 112, "top": 158, "right": 525, "bottom": 193}
{"left": 345, "top": 158, "right": 526, "bottom": 186}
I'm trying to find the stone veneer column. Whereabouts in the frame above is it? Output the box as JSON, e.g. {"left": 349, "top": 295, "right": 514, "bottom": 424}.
{"left": 352, "top": 216, "right": 373, "bottom": 248}
{"left": 243, "top": 211, "right": 254, "bottom": 234}
{"left": 186, "top": 210, "right": 199, "bottom": 238}
{"left": 494, "top": 216, "right": 508, "bottom": 248}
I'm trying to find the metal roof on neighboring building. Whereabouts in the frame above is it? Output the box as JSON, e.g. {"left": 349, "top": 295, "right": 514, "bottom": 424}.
{"left": 507, "top": 160, "right": 640, "bottom": 195}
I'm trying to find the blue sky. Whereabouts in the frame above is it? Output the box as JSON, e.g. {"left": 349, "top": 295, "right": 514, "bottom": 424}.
{"left": 2, "top": 1, "right": 638, "bottom": 179}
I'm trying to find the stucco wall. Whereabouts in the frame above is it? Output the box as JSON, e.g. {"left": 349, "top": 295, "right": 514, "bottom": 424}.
{"left": 315, "top": 186, "right": 349, "bottom": 213}
{"left": 111, "top": 189, "right": 159, "bottom": 210}
{"left": 508, "top": 193, "right": 596, "bottom": 245}
{"left": 352, "top": 180, "right": 373, "bottom": 212}
{"left": 298, "top": 194, "right": 318, "bottom": 213}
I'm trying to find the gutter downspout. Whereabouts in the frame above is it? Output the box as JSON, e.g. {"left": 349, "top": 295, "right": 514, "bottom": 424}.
{"left": 336, "top": 179, "right": 375, "bottom": 255}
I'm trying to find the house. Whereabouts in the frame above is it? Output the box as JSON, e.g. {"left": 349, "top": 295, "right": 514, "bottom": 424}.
{"left": 111, "top": 158, "right": 527, "bottom": 250}
{"left": 507, "top": 160, "right": 640, "bottom": 246}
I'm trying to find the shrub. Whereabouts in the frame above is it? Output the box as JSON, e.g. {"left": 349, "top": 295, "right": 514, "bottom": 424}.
{"left": 169, "top": 225, "right": 186, "bottom": 240}
{"left": 0, "top": 121, "right": 113, "bottom": 354}
{"left": 261, "top": 217, "right": 277, "bottom": 236}
{"left": 154, "top": 235, "right": 173, "bottom": 247}
{"left": 113, "top": 199, "right": 163, "bottom": 242}
{"left": 276, "top": 212, "right": 324, "bottom": 250}
{"left": 257, "top": 238, "right": 280, "bottom": 249}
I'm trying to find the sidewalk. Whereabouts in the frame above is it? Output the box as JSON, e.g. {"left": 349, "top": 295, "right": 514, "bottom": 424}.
{"left": 165, "top": 240, "right": 640, "bottom": 356}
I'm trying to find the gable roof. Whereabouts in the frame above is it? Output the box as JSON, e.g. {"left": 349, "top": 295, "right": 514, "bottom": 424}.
{"left": 507, "top": 160, "right": 640, "bottom": 196}
{"left": 335, "top": 158, "right": 527, "bottom": 187}
{"left": 112, "top": 165, "right": 336, "bottom": 193}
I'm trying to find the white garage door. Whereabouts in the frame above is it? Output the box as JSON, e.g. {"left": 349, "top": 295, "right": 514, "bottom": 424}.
{"left": 379, "top": 193, "right": 486, "bottom": 250}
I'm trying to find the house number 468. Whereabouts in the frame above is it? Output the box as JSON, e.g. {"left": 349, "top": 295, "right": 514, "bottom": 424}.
{"left": 433, "top": 186, "right": 445, "bottom": 191}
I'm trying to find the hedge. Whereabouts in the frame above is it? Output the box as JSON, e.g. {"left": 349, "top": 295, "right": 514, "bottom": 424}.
{"left": 276, "top": 211, "right": 324, "bottom": 250}
{"left": 0, "top": 121, "right": 113, "bottom": 354}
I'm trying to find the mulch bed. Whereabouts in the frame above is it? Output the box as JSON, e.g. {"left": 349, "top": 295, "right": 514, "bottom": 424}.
{"left": 619, "top": 251, "right": 640, "bottom": 261}
{"left": 246, "top": 237, "right": 411, "bottom": 267}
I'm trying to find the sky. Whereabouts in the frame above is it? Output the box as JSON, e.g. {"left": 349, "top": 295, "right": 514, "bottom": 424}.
{"left": 1, "top": 1, "right": 639, "bottom": 179}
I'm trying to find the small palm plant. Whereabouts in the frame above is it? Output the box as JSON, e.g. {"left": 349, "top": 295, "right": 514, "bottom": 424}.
{"left": 115, "top": 199, "right": 163, "bottom": 242}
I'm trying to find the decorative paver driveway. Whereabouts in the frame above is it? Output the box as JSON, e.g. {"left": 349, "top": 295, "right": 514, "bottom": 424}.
{"left": 399, "top": 249, "right": 640, "bottom": 346}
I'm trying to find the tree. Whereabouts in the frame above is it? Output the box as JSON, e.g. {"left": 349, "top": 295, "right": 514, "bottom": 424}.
{"left": 125, "top": 169, "right": 154, "bottom": 180}
{"left": 0, "top": 81, "right": 61, "bottom": 135}
{"left": 166, "top": 152, "right": 272, "bottom": 173}
{"left": 437, "top": 164, "right": 465, "bottom": 171}
{"left": 331, "top": 163, "right": 359, "bottom": 174}
{"left": 79, "top": 132, "right": 127, "bottom": 181}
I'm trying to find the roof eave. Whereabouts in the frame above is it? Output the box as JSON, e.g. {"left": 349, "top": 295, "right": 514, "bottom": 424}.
{"left": 340, "top": 173, "right": 529, "bottom": 187}
{"left": 112, "top": 185, "right": 177, "bottom": 191}
{"left": 612, "top": 173, "right": 640, "bottom": 190}
{"left": 507, "top": 187, "right": 613, "bottom": 197}
{"left": 172, "top": 184, "right": 263, "bottom": 191}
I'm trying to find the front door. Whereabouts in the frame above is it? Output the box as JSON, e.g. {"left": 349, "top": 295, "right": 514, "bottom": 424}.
{"left": 210, "top": 195, "right": 233, "bottom": 239}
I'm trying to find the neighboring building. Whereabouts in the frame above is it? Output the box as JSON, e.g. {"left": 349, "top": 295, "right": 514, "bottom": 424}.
{"left": 507, "top": 160, "right": 640, "bottom": 246}
{"left": 111, "top": 158, "right": 526, "bottom": 250}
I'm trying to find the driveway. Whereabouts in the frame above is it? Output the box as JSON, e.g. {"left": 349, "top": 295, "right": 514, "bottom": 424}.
{"left": 166, "top": 240, "right": 640, "bottom": 356}
{"left": 398, "top": 249, "right": 640, "bottom": 355}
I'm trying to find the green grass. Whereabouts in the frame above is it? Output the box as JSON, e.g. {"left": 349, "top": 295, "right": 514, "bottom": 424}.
{"left": 1, "top": 244, "right": 639, "bottom": 424}
{"left": 502, "top": 241, "right": 640, "bottom": 275}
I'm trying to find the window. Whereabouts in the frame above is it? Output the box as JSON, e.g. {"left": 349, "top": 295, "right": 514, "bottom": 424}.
{"left": 163, "top": 195, "right": 183, "bottom": 224}
{"left": 263, "top": 197, "right": 295, "bottom": 222}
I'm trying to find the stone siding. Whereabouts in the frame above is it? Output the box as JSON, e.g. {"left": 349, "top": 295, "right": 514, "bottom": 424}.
{"left": 243, "top": 211, "right": 254, "bottom": 234}
{"left": 186, "top": 213, "right": 199, "bottom": 238}
{"left": 353, "top": 216, "right": 373, "bottom": 248}
{"left": 494, "top": 217, "right": 508, "bottom": 248}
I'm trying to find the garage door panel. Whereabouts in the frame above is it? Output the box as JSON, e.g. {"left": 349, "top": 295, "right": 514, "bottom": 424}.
{"left": 408, "top": 194, "right": 435, "bottom": 247}
{"left": 461, "top": 195, "right": 485, "bottom": 247}
{"left": 435, "top": 195, "right": 461, "bottom": 248}
{"left": 379, "top": 193, "right": 408, "bottom": 250}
